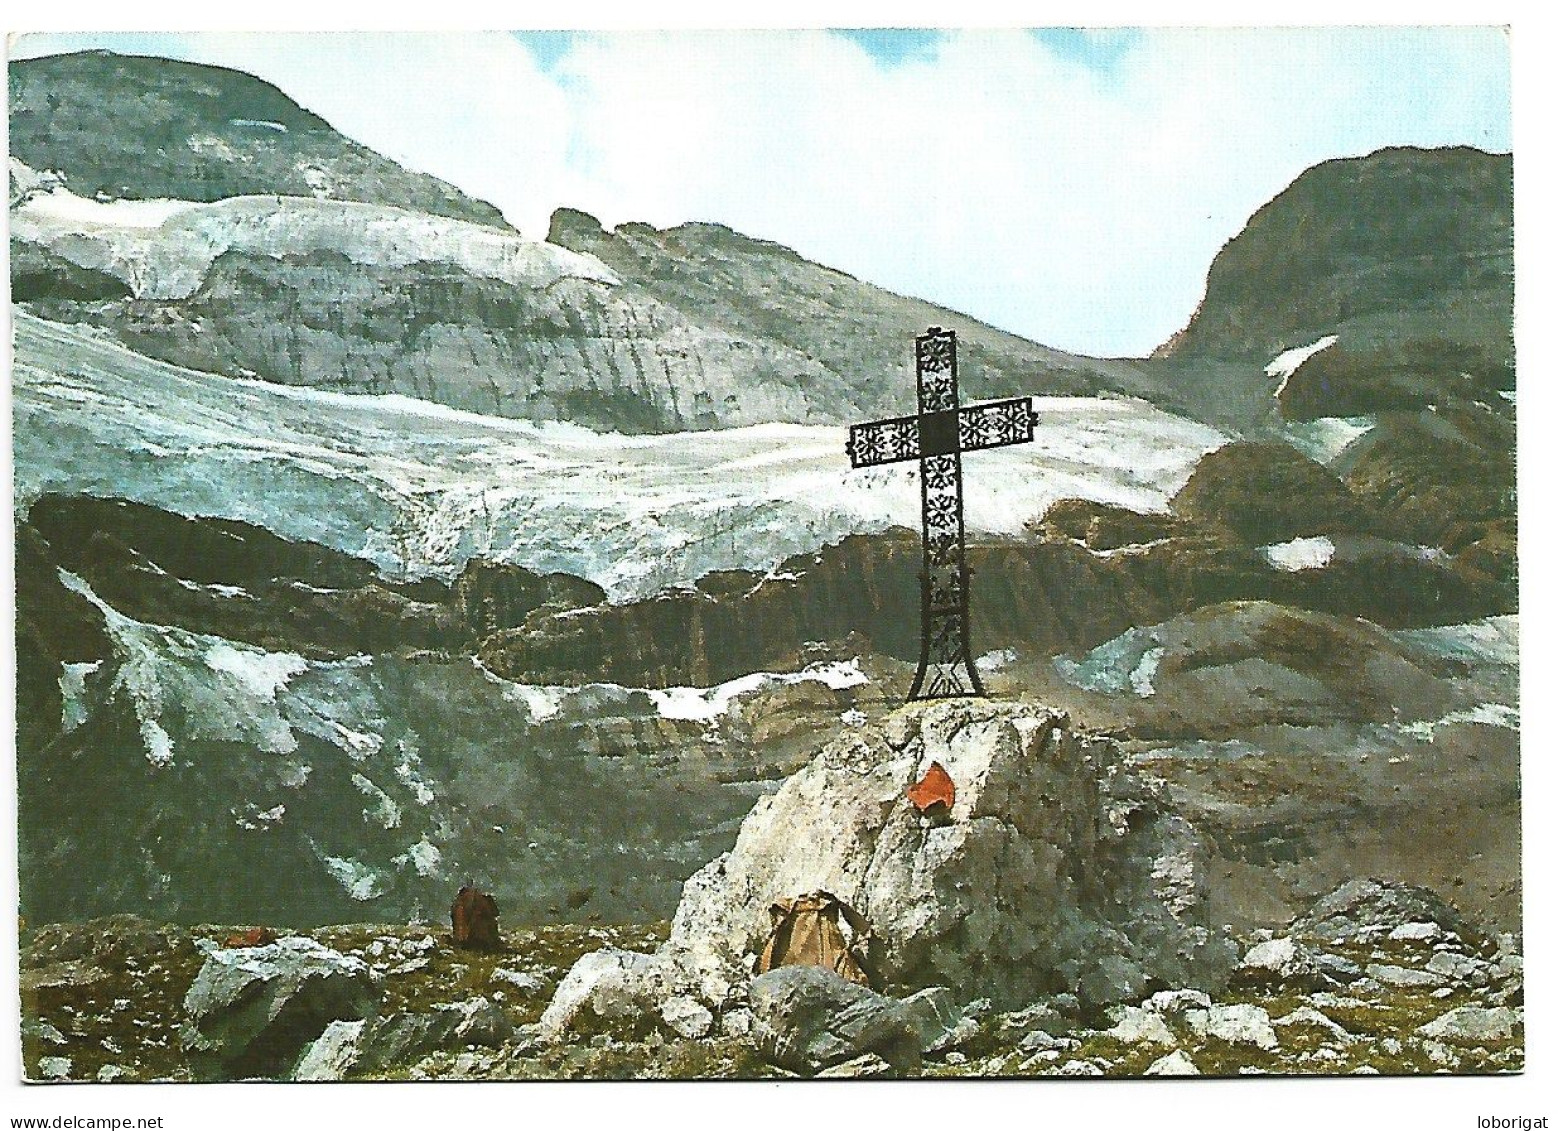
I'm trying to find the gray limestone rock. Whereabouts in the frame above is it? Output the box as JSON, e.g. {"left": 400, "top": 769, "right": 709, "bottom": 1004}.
{"left": 748, "top": 966, "right": 923, "bottom": 1076}
{"left": 1416, "top": 1006, "right": 1520, "bottom": 1046}
{"left": 180, "top": 936, "right": 380, "bottom": 1080}
{"left": 1145, "top": 1049, "right": 1200, "bottom": 1076}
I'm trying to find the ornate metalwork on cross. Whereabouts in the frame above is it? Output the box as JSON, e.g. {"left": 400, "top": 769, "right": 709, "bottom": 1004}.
{"left": 847, "top": 328, "right": 1038, "bottom": 700}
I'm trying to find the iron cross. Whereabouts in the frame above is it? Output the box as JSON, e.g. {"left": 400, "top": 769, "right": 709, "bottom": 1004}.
{"left": 847, "top": 328, "right": 1037, "bottom": 700}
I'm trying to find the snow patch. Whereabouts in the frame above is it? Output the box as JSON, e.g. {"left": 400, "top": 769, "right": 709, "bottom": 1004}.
{"left": 1265, "top": 335, "right": 1339, "bottom": 395}
{"left": 1129, "top": 647, "right": 1165, "bottom": 698}
{"left": 1283, "top": 416, "right": 1376, "bottom": 465}
{"left": 975, "top": 648, "right": 1017, "bottom": 674}
{"left": 204, "top": 643, "right": 307, "bottom": 700}
{"left": 140, "top": 719, "right": 175, "bottom": 767}
{"left": 229, "top": 118, "right": 288, "bottom": 133}
{"left": 646, "top": 659, "right": 867, "bottom": 722}
{"left": 319, "top": 854, "right": 385, "bottom": 901}
{"left": 501, "top": 683, "right": 568, "bottom": 723}
{"left": 1400, "top": 703, "right": 1520, "bottom": 742}
{"left": 1262, "top": 536, "right": 1336, "bottom": 572}
{"left": 58, "top": 661, "right": 102, "bottom": 732}
{"left": 402, "top": 839, "right": 442, "bottom": 878}
{"left": 352, "top": 773, "right": 402, "bottom": 830}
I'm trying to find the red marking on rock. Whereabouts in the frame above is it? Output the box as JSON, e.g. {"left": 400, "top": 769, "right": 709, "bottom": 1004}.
{"left": 908, "top": 761, "right": 956, "bottom": 815}
{"left": 223, "top": 926, "right": 278, "bottom": 949}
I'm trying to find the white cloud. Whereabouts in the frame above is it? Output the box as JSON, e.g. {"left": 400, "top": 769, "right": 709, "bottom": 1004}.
{"left": 11, "top": 26, "right": 1510, "bottom": 356}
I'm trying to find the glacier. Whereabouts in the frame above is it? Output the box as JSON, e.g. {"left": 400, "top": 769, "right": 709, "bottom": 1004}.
{"left": 10, "top": 178, "right": 619, "bottom": 300}
{"left": 14, "top": 310, "right": 1228, "bottom": 601}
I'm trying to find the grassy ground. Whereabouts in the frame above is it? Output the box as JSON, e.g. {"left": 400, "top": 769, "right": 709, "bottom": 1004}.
{"left": 18, "top": 916, "right": 1521, "bottom": 1082}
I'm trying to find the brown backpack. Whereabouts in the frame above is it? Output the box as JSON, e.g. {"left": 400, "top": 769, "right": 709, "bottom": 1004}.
{"left": 451, "top": 886, "right": 501, "bottom": 951}
{"left": 757, "top": 891, "right": 875, "bottom": 988}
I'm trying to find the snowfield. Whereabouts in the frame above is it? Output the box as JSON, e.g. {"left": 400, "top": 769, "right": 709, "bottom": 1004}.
{"left": 10, "top": 180, "right": 618, "bottom": 299}
{"left": 14, "top": 310, "right": 1228, "bottom": 600}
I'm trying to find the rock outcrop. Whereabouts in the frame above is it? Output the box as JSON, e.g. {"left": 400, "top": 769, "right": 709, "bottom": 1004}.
{"left": 539, "top": 700, "right": 1237, "bottom": 1046}
{"left": 1157, "top": 147, "right": 1512, "bottom": 379}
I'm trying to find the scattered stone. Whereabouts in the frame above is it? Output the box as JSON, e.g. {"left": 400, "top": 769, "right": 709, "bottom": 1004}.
{"left": 1235, "top": 936, "right": 1327, "bottom": 989}
{"left": 1389, "top": 921, "right": 1444, "bottom": 943}
{"left": 1187, "top": 1003, "right": 1278, "bottom": 1051}
{"left": 1018, "top": 1029, "right": 1070, "bottom": 1054}
{"left": 22, "top": 1017, "right": 67, "bottom": 1046}
{"left": 898, "top": 987, "right": 979, "bottom": 1054}
{"left": 96, "top": 1064, "right": 126, "bottom": 1083}
{"left": 816, "top": 1052, "right": 894, "bottom": 1078}
{"left": 1491, "top": 951, "right": 1523, "bottom": 982}
{"left": 537, "top": 948, "right": 662, "bottom": 1041}
{"left": 292, "top": 1020, "right": 366, "bottom": 1082}
{"left": 1309, "top": 992, "right": 1368, "bottom": 1011}
{"left": 720, "top": 1007, "right": 755, "bottom": 1039}
{"left": 1426, "top": 950, "right": 1490, "bottom": 985}
{"left": 1312, "top": 951, "right": 1364, "bottom": 984}
{"left": 1416, "top": 1006, "right": 1520, "bottom": 1046}
{"left": 1353, "top": 1065, "right": 1380, "bottom": 1075}
{"left": 659, "top": 996, "right": 715, "bottom": 1039}
{"left": 1273, "top": 1006, "right": 1354, "bottom": 1044}
{"left": 747, "top": 965, "right": 923, "bottom": 1076}
{"left": 1146, "top": 989, "right": 1212, "bottom": 1016}
{"left": 997, "top": 1001, "right": 1075, "bottom": 1039}
{"left": 1106, "top": 1006, "right": 1176, "bottom": 1046}
{"left": 1145, "top": 1049, "right": 1200, "bottom": 1076}
{"left": 1292, "top": 879, "right": 1477, "bottom": 950}
{"left": 387, "top": 956, "right": 430, "bottom": 977}
{"left": 945, "top": 1051, "right": 967, "bottom": 1066}
{"left": 37, "top": 1056, "right": 72, "bottom": 1080}
{"left": 1019, "top": 1049, "right": 1062, "bottom": 1070}
{"left": 1058, "top": 1059, "right": 1104, "bottom": 1076}
{"left": 1365, "top": 963, "right": 1443, "bottom": 989}
{"left": 180, "top": 937, "right": 380, "bottom": 1080}
{"left": 491, "top": 967, "right": 548, "bottom": 994}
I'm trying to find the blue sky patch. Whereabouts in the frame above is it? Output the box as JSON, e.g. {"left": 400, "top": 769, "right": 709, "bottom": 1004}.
{"left": 832, "top": 29, "right": 945, "bottom": 67}
{"left": 1030, "top": 28, "right": 1142, "bottom": 73}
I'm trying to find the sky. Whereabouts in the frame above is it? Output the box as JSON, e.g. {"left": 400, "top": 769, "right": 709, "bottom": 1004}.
{"left": 8, "top": 25, "right": 1513, "bottom": 358}
{"left": 3, "top": 26, "right": 1508, "bottom": 356}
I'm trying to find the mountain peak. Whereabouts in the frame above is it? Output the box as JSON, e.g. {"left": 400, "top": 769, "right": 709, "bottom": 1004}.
{"left": 9, "top": 50, "right": 511, "bottom": 229}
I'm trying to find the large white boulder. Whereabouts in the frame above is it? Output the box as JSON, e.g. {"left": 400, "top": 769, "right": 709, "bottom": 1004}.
{"left": 541, "top": 700, "right": 1234, "bottom": 1040}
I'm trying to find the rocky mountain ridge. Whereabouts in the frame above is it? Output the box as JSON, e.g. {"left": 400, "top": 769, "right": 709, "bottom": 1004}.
{"left": 9, "top": 51, "right": 509, "bottom": 227}
{"left": 1156, "top": 146, "right": 1513, "bottom": 424}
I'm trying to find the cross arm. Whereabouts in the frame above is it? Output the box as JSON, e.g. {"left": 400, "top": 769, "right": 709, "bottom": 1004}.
{"left": 847, "top": 412, "right": 922, "bottom": 468}
{"left": 957, "top": 397, "right": 1038, "bottom": 454}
